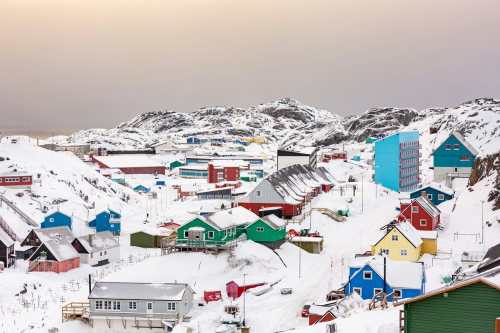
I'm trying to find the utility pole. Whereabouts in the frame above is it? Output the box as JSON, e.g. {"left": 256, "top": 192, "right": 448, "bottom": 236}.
{"left": 243, "top": 273, "right": 248, "bottom": 327}
{"left": 481, "top": 200, "right": 484, "bottom": 245}
{"left": 299, "top": 235, "right": 302, "bottom": 278}
{"left": 361, "top": 175, "right": 364, "bottom": 212}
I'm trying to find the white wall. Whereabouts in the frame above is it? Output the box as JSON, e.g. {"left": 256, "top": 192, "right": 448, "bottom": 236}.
{"left": 433, "top": 167, "right": 472, "bottom": 182}
{"left": 82, "top": 246, "right": 120, "bottom": 266}
{"left": 277, "top": 155, "right": 310, "bottom": 170}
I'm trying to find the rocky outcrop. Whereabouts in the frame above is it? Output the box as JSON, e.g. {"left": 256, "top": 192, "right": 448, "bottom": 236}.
{"left": 469, "top": 152, "right": 500, "bottom": 211}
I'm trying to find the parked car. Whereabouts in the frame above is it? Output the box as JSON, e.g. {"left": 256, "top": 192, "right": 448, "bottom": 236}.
{"left": 11, "top": 138, "right": 17, "bottom": 144}
{"left": 301, "top": 302, "right": 313, "bottom": 317}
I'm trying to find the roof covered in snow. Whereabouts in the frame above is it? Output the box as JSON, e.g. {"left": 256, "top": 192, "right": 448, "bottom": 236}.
{"left": 76, "top": 231, "right": 120, "bottom": 253}
{"left": 395, "top": 222, "right": 423, "bottom": 248}
{"left": 0, "top": 171, "right": 30, "bottom": 177}
{"left": 33, "top": 226, "right": 75, "bottom": 243}
{"left": 478, "top": 243, "right": 500, "bottom": 273}
{"left": 93, "top": 155, "right": 164, "bottom": 168}
{"left": 89, "top": 282, "right": 194, "bottom": 300}
{"left": 414, "top": 196, "right": 441, "bottom": 218}
{"left": 411, "top": 182, "right": 454, "bottom": 196}
{"left": 202, "top": 207, "right": 259, "bottom": 230}
{"left": 228, "top": 276, "right": 266, "bottom": 287}
{"left": 431, "top": 131, "right": 479, "bottom": 156}
{"left": 0, "top": 228, "right": 14, "bottom": 247}
{"left": 259, "top": 214, "right": 287, "bottom": 229}
{"left": 41, "top": 238, "right": 80, "bottom": 261}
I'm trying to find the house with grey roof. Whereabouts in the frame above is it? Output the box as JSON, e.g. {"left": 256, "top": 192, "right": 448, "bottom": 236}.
{"left": 88, "top": 281, "right": 195, "bottom": 332}
{"left": 72, "top": 231, "right": 120, "bottom": 267}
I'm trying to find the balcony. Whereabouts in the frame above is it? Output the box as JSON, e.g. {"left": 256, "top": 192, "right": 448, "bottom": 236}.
{"left": 418, "top": 144, "right": 422, "bottom": 149}
{"left": 419, "top": 152, "right": 422, "bottom": 157}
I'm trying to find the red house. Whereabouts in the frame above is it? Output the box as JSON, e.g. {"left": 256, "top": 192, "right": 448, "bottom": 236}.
{"left": 28, "top": 239, "right": 80, "bottom": 273}
{"left": 92, "top": 156, "right": 166, "bottom": 175}
{"left": 397, "top": 196, "right": 441, "bottom": 231}
{"left": 208, "top": 161, "right": 249, "bottom": 183}
{"left": 204, "top": 290, "right": 222, "bottom": 303}
{"left": 321, "top": 151, "right": 347, "bottom": 162}
{"left": 309, "top": 309, "right": 338, "bottom": 325}
{"left": 0, "top": 172, "right": 32, "bottom": 189}
{"left": 226, "top": 277, "right": 266, "bottom": 300}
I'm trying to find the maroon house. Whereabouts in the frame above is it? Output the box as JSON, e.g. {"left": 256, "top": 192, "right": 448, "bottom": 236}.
{"left": 226, "top": 278, "right": 266, "bottom": 299}
{"left": 397, "top": 196, "right": 441, "bottom": 231}
{"left": 0, "top": 172, "right": 32, "bottom": 189}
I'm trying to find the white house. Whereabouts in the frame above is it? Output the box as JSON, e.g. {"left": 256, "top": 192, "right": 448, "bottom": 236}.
{"left": 72, "top": 231, "right": 120, "bottom": 266}
{"left": 277, "top": 145, "right": 318, "bottom": 170}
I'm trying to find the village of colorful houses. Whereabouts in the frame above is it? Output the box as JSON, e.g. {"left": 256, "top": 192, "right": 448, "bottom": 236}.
{"left": 1, "top": 116, "right": 500, "bottom": 333}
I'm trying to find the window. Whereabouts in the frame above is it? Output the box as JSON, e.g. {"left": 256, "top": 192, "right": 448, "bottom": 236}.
{"left": 353, "top": 288, "right": 362, "bottom": 296}
{"left": 224, "top": 230, "right": 227, "bottom": 237}
{"left": 208, "top": 231, "right": 214, "bottom": 239}
{"left": 427, "top": 194, "right": 432, "bottom": 200}
{"left": 454, "top": 144, "right": 459, "bottom": 150}
{"left": 47, "top": 261, "right": 52, "bottom": 266}
{"left": 454, "top": 167, "right": 459, "bottom": 172}
{"left": 50, "top": 218, "right": 54, "bottom": 222}
{"left": 401, "top": 249, "right": 408, "bottom": 256}
{"left": 257, "top": 227, "right": 264, "bottom": 232}
{"left": 147, "top": 302, "right": 153, "bottom": 310}
{"left": 256, "top": 190, "right": 262, "bottom": 197}
{"left": 110, "top": 214, "right": 114, "bottom": 218}
{"left": 104, "top": 251, "right": 107, "bottom": 255}
{"left": 381, "top": 249, "right": 390, "bottom": 255}
{"left": 91, "top": 253, "right": 93, "bottom": 259}
{"left": 23, "top": 177, "right": 30, "bottom": 182}
{"left": 112, "top": 301, "right": 121, "bottom": 310}
{"left": 96, "top": 301, "right": 103, "bottom": 310}
{"left": 69, "top": 259, "right": 72, "bottom": 264}
{"left": 104, "top": 301, "right": 112, "bottom": 310}
{"left": 363, "top": 271, "right": 372, "bottom": 280}
{"left": 391, "top": 234, "right": 399, "bottom": 242}
{"left": 184, "top": 230, "right": 189, "bottom": 238}
{"left": 393, "top": 290, "right": 402, "bottom": 298}
{"left": 412, "top": 206, "right": 418, "bottom": 213}
{"left": 374, "top": 288, "right": 383, "bottom": 296}
{"left": 438, "top": 194, "right": 444, "bottom": 200}
{"left": 445, "top": 144, "right": 451, "bottom": 150}
{"left": 420, "top": 219, "right": 427, "bottom": 226}
{"left": 167, "top": 303, "right": 176, "bottom": 311}
{"left": 460, "top": 156, "right": 471, "bottom": 161}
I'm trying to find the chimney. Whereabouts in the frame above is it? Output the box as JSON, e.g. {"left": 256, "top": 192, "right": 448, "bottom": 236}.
{"left": 55, "top": 234, "right": 61, "bottom": 240}
{"left": 89, "top": 274, "right": 92, "bottom": 294}
{"left": 89, "top": 234, "right": 93, "bottom": 246}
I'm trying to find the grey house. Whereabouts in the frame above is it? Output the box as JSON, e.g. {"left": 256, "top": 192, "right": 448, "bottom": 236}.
{"left": 88, "top": 281, "right": 195, "bottom": 332}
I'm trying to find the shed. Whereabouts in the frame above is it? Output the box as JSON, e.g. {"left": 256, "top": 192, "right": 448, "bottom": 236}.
{"left": 130, "top": 230, "right": 159, "bottom": 248}
{"left": 15, "top": 244, "right": 36, "bottom": 260}
{"left": 204, "top": 290, "right": 222, "bottom": 303}
{"left": 461, "top": 251, "right": 486, "bottom": 270}
{"left": 258, "top": 207, "right": 282, "bottom": 218}
{"left": 290, "top": 237, "right": 323, "bottom": 254}
{"left": 226, "top": 277, "right": 266, "bottom": 299}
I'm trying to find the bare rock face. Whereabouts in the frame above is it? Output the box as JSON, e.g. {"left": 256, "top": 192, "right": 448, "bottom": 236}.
{"left": 469, "top": 152, "right": 500, "bottom": 211}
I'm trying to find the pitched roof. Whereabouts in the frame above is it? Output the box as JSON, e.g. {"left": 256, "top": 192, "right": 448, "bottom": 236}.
{"left": 76, "top": 231, "right": 120, "bottom": 253}
{"left": 478, "top": 243, "right": 500, "bottom": 273}
{"left": 431, "top": 131, "right": 479, "bottom": 156}
{"left": 256, "top": 214, "right": 287, "bottom": 229}
{"left": 410, "top": 183, "right": 455, "bottom": 196}
{"left": 350, "top": 256, "right": 424, "bottom": 290}
{"left": 89, "top": 282, "right": 194, "bottom": 300}
{"left": 40, "top": 239, "right": 79, "bottom": 261}
{"left": 0, "top": 229, "right": 14, "bottom": 247}
{"left": 201, "top": 207, "right": 259, "bottom": 230}
{"left": 33, "top": 226, "right": 75, "bottom": 243}
{"left": 414, "top": 196, "right": 441, "bottom": 218}
{"left": 373, "top": 222, "right": 423, "bottom": 248}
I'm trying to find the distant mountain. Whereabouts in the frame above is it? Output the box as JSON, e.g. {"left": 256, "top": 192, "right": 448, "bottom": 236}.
{"left": 67, "top": 97, "right": 500, "bottom": 151}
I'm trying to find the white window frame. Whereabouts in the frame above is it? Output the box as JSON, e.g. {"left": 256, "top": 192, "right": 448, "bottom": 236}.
{"left": 208, "top": 231, "right": 214, "bottom": 239}
{"left": 400, "top": 249, "right": 408, "bottom": 256}
{"left": 445, "top": 144, "right": 451, "bottom": 150}
{"left": 184, "top": 230, "right": 188, "bottom": 238}
{"left": 104, "top": 301, "right": 112, "bottom": 310}
{"left": 167, "top": 302, "right": 176, "bottom": 311}
{"left": 393, "top": 289, "right": 402, "bottom": 298}
{"left": 147, "top": 302, "right": 153, "bottom": 310}
{"left": 353, "top": 288, "right": 362, "bottom": 296}
{"left": 454, "top": 144, "right": 459, "bottom": 150}
{"left": 129, "top": 301, "right": 137, "bottom": 310}
{"left": 374, "top": 288, "right": 383, "bottom": 296}
{"left": 438, "top": 194, "right": 444, "bottom": 200}
{"left": 50, "top": 218, "right": 54, "bottom": 222}
{"left": 363, "top": 271, "right": 372, "bottom": 280}
{"left": 95, "top": 301, "right": 103, "bottom": 310}
{"left": 256, "top": 190, "right": 262, "bottom": 197}
{"left": 427, "top": 194, "right": 432, "bottom": 200}
{"left": 23, "top": 177, "right": 30, "bottom": 182}
{"left": 412, "top": 206, "right": 418, "bottom": 213}
{"left": 420, "top": 219, "right": 427, "bottom": 226}
{"left": 381, "top": 248, "right": 390, "bottom": 255}
{"left": 257, "top": 227, "right": 264, "bottom": 232}
{"left": 391, "top": 234, "right": 399, "bottom": 242}
{"left": 112, "top": 301, "right": 121, "bottom": 310}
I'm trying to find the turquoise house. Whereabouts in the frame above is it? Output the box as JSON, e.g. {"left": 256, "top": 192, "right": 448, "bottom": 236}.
{"left": 133, "top": 185, "right": 150, "bottom": 193}
{"left": 431, "top": 132, "right": 479, "bottom": 182}
{"left": 409, "top": 183, "right": 454, "bottom": 206}
{"left": 41, "top": 210, "right": 73, "bottom": 230}
{"left": 88, "top": 209, "right": 122, "bottom": 236}
{"left": 374, "top": 131, "right": 420, "bottom": 192}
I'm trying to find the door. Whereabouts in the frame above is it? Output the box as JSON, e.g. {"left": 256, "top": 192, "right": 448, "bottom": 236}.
{"left": 147, "top": 302, "right": 153, "bottom": 314}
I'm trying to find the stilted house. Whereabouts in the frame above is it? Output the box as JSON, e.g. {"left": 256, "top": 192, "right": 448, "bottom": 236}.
{"left": 72, "top": 231, "right": 120, "bottom": 266}
{"left": 397, "top": 196, "right": 441, "bottom": 231}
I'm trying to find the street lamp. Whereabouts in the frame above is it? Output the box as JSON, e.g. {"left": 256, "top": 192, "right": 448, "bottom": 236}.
{"left": 481, "top": 200, "right": 484, "bottom": 244}
{"left": 242, "top": 273, "right": 248, "bottom": 327}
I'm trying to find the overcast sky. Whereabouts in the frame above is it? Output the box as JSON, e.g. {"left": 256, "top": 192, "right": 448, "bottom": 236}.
{"left": 1, "top": 0, "right": 500, "bottom": 132}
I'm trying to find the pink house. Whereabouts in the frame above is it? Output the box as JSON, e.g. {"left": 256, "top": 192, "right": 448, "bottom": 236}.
{"left": 226, "top": 277, "right": 266, "bottom": 299}
{"left": 28, "top": 239, "right": 80, "bottom": 273}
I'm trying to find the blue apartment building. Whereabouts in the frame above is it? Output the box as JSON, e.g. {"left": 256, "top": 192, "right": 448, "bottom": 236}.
{"left": 375, "top": 131, "right": 420, "bottom": 192}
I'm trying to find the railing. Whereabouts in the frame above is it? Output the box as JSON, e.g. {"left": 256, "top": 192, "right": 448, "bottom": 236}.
{"left": 62, "top": 302, "right": 90, "bottom": 323}
{"left": 287, "top": 208, "right": 346, "bottom": 224}
{"left": 88, "top": 310, "right": 180, "bottom": 328}
{"left": 0, "top": 194, "right": 39, "bottom": 227}
{"left": 161, "top": 234, "right": 247, "bottom": 254}
{"left": 0, "top": 214, "right": 22, "bottom": 242}
{"left": 27, "top": 257, "right": 45, "bottom": 272}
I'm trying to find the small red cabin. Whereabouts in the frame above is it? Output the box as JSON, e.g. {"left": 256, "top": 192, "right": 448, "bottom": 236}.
{"left": 322, "top": 152, "right": 347, "bottom": 162}
{"left": 204, "top": 290, "right": 222, "bottom": 303}
{"left": 397, "top": 196, "right": 441, "bottom": 231}
{"left": 226, "top": 278, "right": 266, "bottom": 300}
{"left": 0, "top": 172, "right": 32, "bottom": 189}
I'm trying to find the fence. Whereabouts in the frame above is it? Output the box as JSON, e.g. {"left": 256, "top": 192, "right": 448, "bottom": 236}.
{"left": 0, "top": 194, "right": 38, "bottom": 227}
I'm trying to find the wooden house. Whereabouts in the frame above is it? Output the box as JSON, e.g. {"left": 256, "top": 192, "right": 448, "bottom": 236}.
{"left": 226, "top": 277, "right": 266, "bottom": 299}
{"left": 72, "top": 231, "right": 120, "bottom": 266}
{"left": 345, "top": 255, "right": 425, "bottom": 301}
{"left": 21, "top": 226, "right": 75, "bottom": 247}
{"left": 477, "top": 243, "right": 500, "bottom": 273}
{"left": 308, "top": 305, "right": 340, "bottom": 325}
{"left": 290, "top": 237, "right": 324, "bottom": 254}
{"left": 133, "top": 185, "right": 150, "bottom": 193}
{"left": 246, "top": 214, "right": 286, "bottom": 249}
{"left": 431, "top": 131, "right": 479, "bottom": 182}
{"left": 396, "top": 266, "right": 500, "bottom": 333}
{"left": 372, "top": 222, "right": 438, "bottom": 261}
{"left": 0, "top": 228, "right": 15, "bottom": 268}
{"left": 409, "top": 183, "right": 454, "bottom": 206}
{"left": 130, "top": 229, "right": 160, "bottom": 248}
{"left": 41, "top": 210, "right": 73, "bottom": 230}
{"left": 0, "top": 171, "right": 33, "bottom": 189}
{"left": 88, "top": 208, "right": 122, "bottom": 235}
{"left": 397, "top": 196, "right": 441, "bottom": 231}
{"left": 88, "top": 281, "right": 195, "bottom": 331}
{"left": 170, "top": 160, "right": 184, "bottom": 171}
{"left": 28, "top": 238, "right": 80, "bottom": 273}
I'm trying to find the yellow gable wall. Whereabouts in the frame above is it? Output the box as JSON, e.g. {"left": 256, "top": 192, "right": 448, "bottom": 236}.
{"left": 371, "top": 228, "right": 421, "bottom": 261}
{"left": 421, "top": 238, "right": 438, "bottom": 255}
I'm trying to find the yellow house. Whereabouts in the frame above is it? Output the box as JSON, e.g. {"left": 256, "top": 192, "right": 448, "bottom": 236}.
{"left": 371, "top": 222, "right": 437, "bottom": 261}
{"left": 242, "top": 137, "right": 266, "bottom": 143}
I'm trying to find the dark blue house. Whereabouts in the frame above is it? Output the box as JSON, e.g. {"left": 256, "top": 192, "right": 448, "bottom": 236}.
{"left": 409, "top": 183, "right": 454, "bottom": 206}
{"left": 431, "top": 132, "right": 479, "bottom": 182}
{"left": 41, "top": 210, "right": 73, "bottom": 230}
{"left": 187, "top": 137, "right": 209, "bottom": 145}
{"left": 344, "top": 256, "right": 425, "bottom": 301}
{"left": 88, "top": 209, "right": 122, "bottom": 236}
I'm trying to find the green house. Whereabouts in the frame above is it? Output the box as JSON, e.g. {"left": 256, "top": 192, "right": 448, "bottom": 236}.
{"left": 398, "top": 275, "right": 500, "bottom": 332}
{"left": 177, "top": 207, "right": 259, "bottom": 246}
{"left": 246, "top": 214, "right": 287, "bottom": 249}
{"left": 130, "top": 230, "right": 159, "bottom": 248}
{"left": 170, "top": 160, "right": 184, "bottom": 171}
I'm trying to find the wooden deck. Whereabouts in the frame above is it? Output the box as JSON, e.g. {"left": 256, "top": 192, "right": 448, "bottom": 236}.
{"left": 62, "top": 302, "right": 90, "bottom": 323}
{"left": 161, "top": 235, "right": 246, "bottom": 255}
